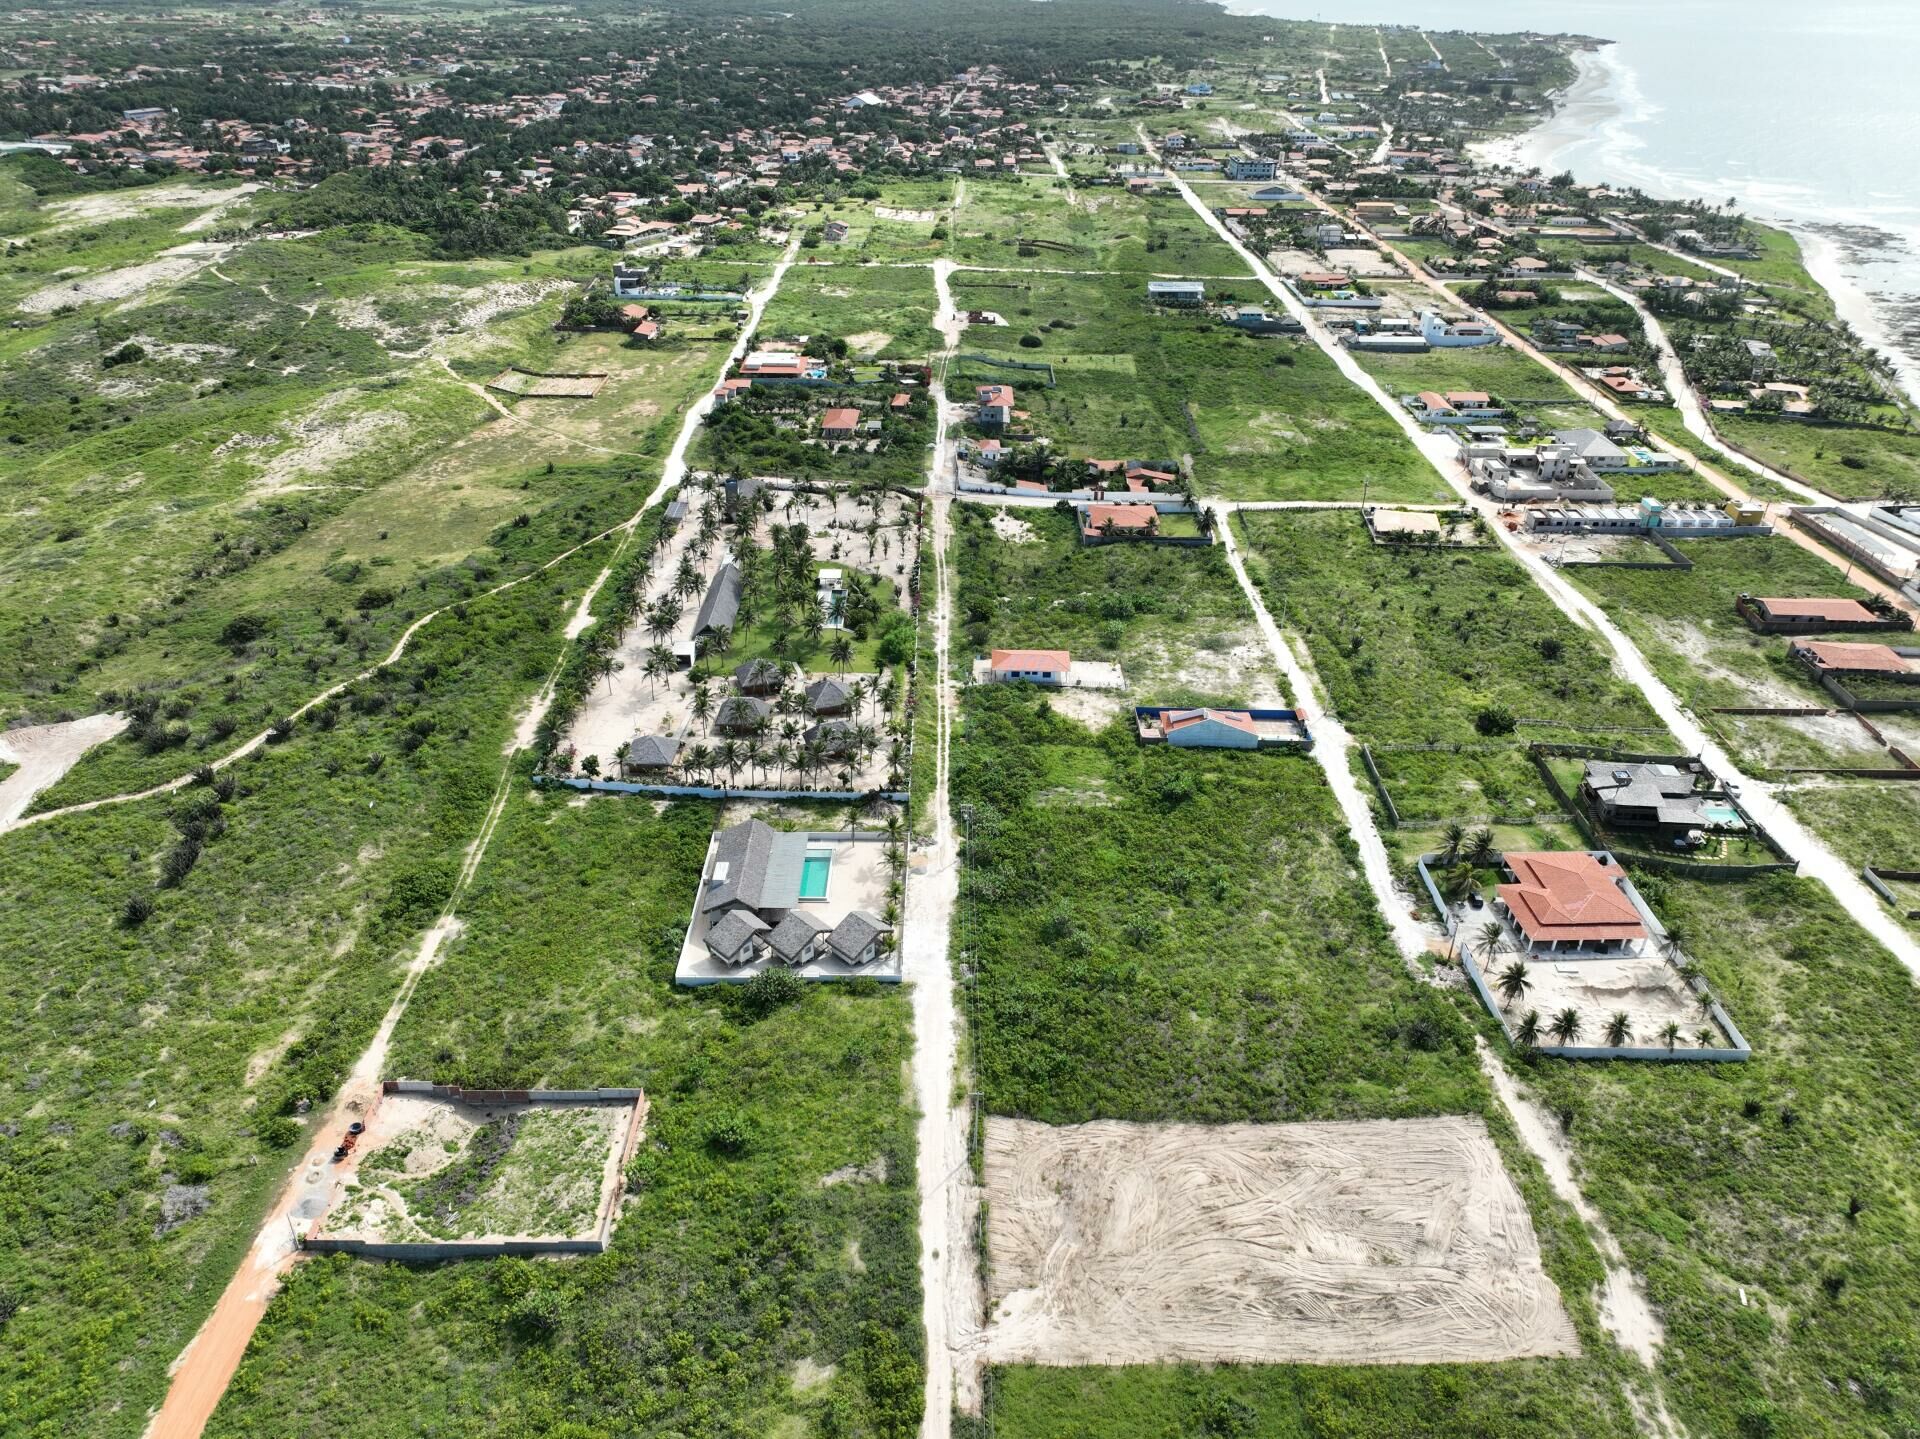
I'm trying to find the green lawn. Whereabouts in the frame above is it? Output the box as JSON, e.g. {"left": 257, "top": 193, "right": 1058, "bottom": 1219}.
{"left": 1712, "top": 414, "right": 1920, "bottom": 501}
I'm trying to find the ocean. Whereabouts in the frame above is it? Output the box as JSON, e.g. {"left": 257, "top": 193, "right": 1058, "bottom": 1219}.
{"left": 1222, "top": 0, "right": 1920, "bottom": 402}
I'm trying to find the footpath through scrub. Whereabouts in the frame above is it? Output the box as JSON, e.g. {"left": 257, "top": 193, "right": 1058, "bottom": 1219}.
{"left": 140, "top": 239, "right": 806, "bottom": 1439}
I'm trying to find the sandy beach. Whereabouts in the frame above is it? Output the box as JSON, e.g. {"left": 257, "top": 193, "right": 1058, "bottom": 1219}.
{"left": 1468, "top": 46, "right": 1617, "bottom": 176}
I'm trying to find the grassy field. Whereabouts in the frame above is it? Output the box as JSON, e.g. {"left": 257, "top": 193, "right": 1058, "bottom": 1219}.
{"left": 1711, "top": 414, "right": 1920, "bottom": 501}
{"left": 759, "top": 261, "right": 942, "bottom": 360}
{"left": 1237, "top": 508, "right": 1667, "bottom": 746}
{"left": 7, "top": 223, "right": 724, "bottom": 807}
{"left": 947, "top": 175, "right": 1249, "bottom": 276}
{"left": 205, "top": 791, "right": 924, "bottom": 1439}
{"left": 952, "top": 503, "right": 1276, "bottom": 703}
{"left": 1480, "top": 871, "right": 1920, "bottom": 1438}
{"left": 0, "top": 542, "right": 602, "bottom": 1439}
{"left": 949, "top": 269, "right": 1447, "bottom": 501}
{"left": 1563, "top": 534, "right": 1920, "bottom": 770}
{"left": 1782, "top": 781, "right": 1920, "bottom": 935}
{"left": 953, "top": 686, "right": 1641, "bottom": 1438}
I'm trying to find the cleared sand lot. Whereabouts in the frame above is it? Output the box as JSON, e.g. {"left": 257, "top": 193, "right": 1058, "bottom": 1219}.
{"left": 982, "top": 1115, "right": 1578, "bottom": 1367}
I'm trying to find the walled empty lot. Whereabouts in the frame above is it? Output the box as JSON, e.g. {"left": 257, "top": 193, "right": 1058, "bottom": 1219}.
{"left": 982, "top": 1115, "right": 1578, "bottom": 1367}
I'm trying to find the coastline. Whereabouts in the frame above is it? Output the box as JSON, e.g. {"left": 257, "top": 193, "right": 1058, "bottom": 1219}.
{"left": 1477, "top": 43, "right": 1920, "bottom": 408}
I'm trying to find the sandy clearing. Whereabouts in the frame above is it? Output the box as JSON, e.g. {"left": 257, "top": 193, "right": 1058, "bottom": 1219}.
{"left": 245, "top": 390, "right": 406, "bottom": 496}
{"left": 41, "top": 182, "right": 259, "bottom": 231}
{"left": 874, "top": 206, "right": 938, "bottom": 223}
{"left": 18, "top": 241, "right": 232, "bottom": 313}
{"left": 844, "top": 329, "right": 891, "bottom": 359}
{"left": 988, "top": 511, "right": 1036, "bottom": 544}
{"left": 0, "top": 713, "right": 130, "bottom": 827}
{"left": 982, "top": 1115, "right": 1579, "bottom": 1367}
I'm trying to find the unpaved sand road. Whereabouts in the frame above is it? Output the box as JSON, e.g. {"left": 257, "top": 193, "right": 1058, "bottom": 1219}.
{"left": 982, "top": 1115, "right": 1578, "bottom": 1367}
{"left": 911, "top": 245, "right": 987, "bottom": 1435}
{"left": 40, "top": 181, "right": 260, "bottom": 232}
{"left": 0, "top": 713, "right": 129, "bottom": 826}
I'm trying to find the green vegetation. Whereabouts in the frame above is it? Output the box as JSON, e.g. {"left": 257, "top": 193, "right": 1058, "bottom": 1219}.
{"left": 1238, "top": 508, "right": 1664, "bottom": 745}
{"left": 951, "top": 268, "right": 1444, "bottom": 501}
{"left": 1492, "top": 871, "right": 1920, "bottom": 1437}
{"left": 953, "top": 503, "right": 1273, "bottom": 703}
{"left": 0, "top": 543, "right": 600, "bottom": 1437}
{"left": 759, "top": 261, "right": 942, "bottom": 359}
{"left": 1712, "top": 414, "right": 1920, "bottom": 501}
{"left": 208, "top": 791, "right": 924, "bottom": 1439}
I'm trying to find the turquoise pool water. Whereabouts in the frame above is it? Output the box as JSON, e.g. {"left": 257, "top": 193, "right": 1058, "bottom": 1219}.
{"left": 799, "top": 852, "right": 832, "bottom": 900}
{"left": 1702, "top": 803, "right": 1743, "bottom": 827}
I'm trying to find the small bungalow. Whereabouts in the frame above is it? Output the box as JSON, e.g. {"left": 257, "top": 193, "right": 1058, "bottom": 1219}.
{"left": 820, "top": 406, "right": 861, "bottom": 440}
{"left": 987, "top": 648, "right": 1071, "bottom": 684}
{"left": 715, "top": 695, "right": 771, "bottom": 734}
{"left": 975, "top": 383, "right": 1015, "bottom": 428}
{"left": 804, "top": 676, "right": 852, "bottom": 714}
{"left": 1161, "top": 708, "right": 1259, "bottom": 749}
{"left": 1737, "top": 595, "right": 1907, "bottom": 635}
{"left": 693, "top": 562, "right": 744, "bottom": 640}
{"left": 826, "top": 910, "right": 892, "bottom": 967}
{"left": 622, "top": 734, "right": 682, "bottom": 774}
{"left": 767, "top": 909, "right": 832, "bottom": 967}
{"left": 806, "top": 718, "right": 858, "bottom": 758}
{"left": 1078, "top": 501, "right": 1160, "bottom": 543}
{"left": 735, "top": 658, "right": 789, "bottom": 695}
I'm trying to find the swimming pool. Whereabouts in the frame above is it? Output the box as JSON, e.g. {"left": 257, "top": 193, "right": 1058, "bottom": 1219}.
{"left": 799, "top": 851, "right": 832, "bottom": 900}
{"left": 1702, "top": 803, "right": 1743, "bottom": 827}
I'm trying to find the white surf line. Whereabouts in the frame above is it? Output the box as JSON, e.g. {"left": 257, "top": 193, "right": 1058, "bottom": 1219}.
{"left": 913, "top": 251, "right": 985, "bottom": 1437}
{"left": 1212, "top": 504, "right": 1669, "bottom": 1382}
{"left": 1151, "top": 132, "right": 1920, "bottom": 978}
{"left": 13, "top": 239, "right": 808, "bottom": 842}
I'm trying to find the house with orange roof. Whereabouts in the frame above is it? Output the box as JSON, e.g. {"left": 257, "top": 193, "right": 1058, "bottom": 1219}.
{"left": 986, "top": 648, "right": 1071, "bottom": 684}
{"left": 1493, "top": 851, "right": 1647, "bottom": 956}
{"left": 1737, "top": 595, "right": 1909, "bottom": 635}
{"left": 1077, "top": 501, "right": 1159, "bottom": 543}
{"left": 820, "top": 407, "right": 861, "bottom": 440}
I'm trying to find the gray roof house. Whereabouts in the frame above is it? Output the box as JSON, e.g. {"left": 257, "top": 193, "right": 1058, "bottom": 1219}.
{"left": 1554, "top": 427, "right": 1629, "bottom": 470}
{"left": 735, "top": 658, "right": 788, "bottom": 695}
{"left": 806, "top": 718, "right": 857, "bottom": 756}
{"left": 701, "top": 818, "right": 808, "bottom": 915}
{"left": 804, "top": 676, "right": 851, "bottom": 714}
{"left": 1579, "top": 761, "right": 1710, "bottom": 832}
{"left": 623, "top": 734, "right": 681, "bottom": 771}
{"left": 768, "top": 909, "right": 832, "bottom": 966}
{"left": 707, "top": 909, "right": 771, "bottom": 966}
{"left": 715, "top": 695, "right": 771, "bottom": 733}
{"left": 827, "top": 910, "right": 891, "bottom": 967}
{"left": 693, "top": 562, "right": 743, "bottom": 638}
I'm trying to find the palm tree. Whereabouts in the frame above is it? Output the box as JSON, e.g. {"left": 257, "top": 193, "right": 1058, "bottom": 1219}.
{"left": 1659, "top": 1021, "right": 1681, "bottom": 1053}
{"left": 598, "top": 655, "right": 625, "bottom": 695}
{"left": 1514, "top": 1009, "right": 1542, "bottom": 1050}
{"left": 1495, "top": 960, "right": 1532, "bottom": 1010}
{"left": 691, "top": 682, "right": 714, "bottom": 728}
{"left": 1548, "top": 1008, "right": 1582, "bottom": 1045}
{"left": 643, "top": 646, "right": 672, "bottom": 697}
{"left": 1465, "top": 826, "right": 1497, "bottom": 868}
{"left": 1440, "top": 821, "right": 1468, "bottom": 865}
{"left": 1660, "top": 923, "right": 1690, "bottom": 964}
{"left": 613, "top": 740, "right": 632, "bottom": 776}
{"left": 1603, "top": 1011, "right": 1632, "bottom": 1047}
{"left": 829, "top": 633, "right": 855, "bottom": 677}
{"left": 718, "top": 739, "right": 742, "bottom": 786}
{"left": 1694, "top": 1027, "right": 1717, "bottom": 1049}
{"left": 1476, "top": 920, "right": 1505, "bottom": 967}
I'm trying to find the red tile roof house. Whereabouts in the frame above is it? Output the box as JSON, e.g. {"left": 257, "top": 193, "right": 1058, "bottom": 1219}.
{"left": 1787, "top": 638, "right": 1920, "bottom": 710}
{"left": 987, "top": 648, "right": 1071, "bottom": 684}
{"left": 975, "top": 383, "right": 1015, "bottom": 429}
{"left": 819, "top": 406, "right": 861, "bottom": 440}
{"left": 1159, "top": 708, "right": 1260, "bottom": 749}
{"left": 1078, "top": 501, "right": 1159, "bottom": 544}
{"left": 1737, "top": 594, "right": 1910, "bottom": 635}
{"left": 1494, "top": 851, "right": 1648, "bottom": 956}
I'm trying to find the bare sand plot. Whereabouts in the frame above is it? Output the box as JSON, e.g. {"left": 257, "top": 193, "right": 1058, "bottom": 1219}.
{"left": 982, "top": 1115, "right": 1578, "bottom": 1367}
{"left": 308, "top": 1086, "right": 646, "bottom": 1257}
{"left": 488, "top": 367, "right": 609, "bottom": 398}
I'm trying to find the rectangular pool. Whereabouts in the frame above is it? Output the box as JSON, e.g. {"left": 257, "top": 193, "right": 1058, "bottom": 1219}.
{"left": 799, "top": 851, "right": 832, "bottom": 900}
{"left": 1702, "top": 803, "right": 1743, "bottom": 827}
